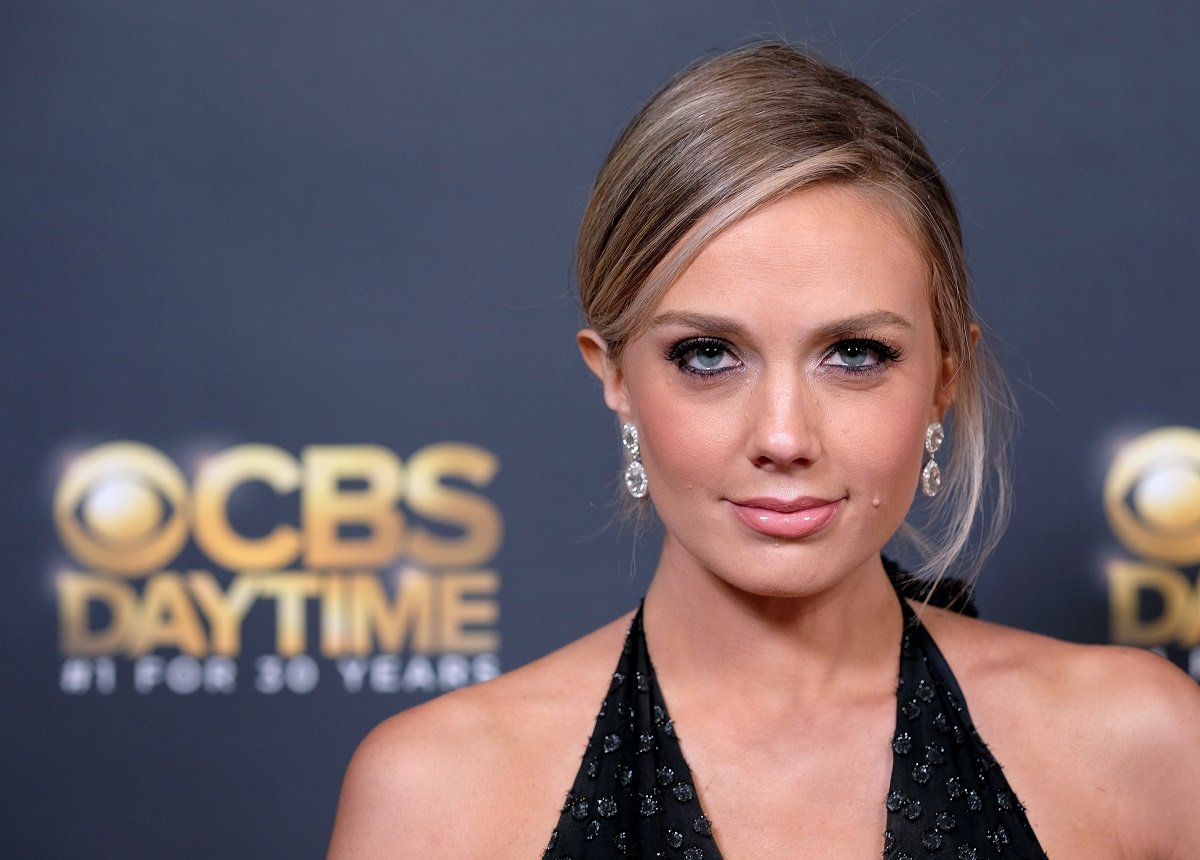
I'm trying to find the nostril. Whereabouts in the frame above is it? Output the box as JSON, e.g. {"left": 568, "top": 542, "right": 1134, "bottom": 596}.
{"left": 748, "top": 425, "right": 821, "bottom": 468}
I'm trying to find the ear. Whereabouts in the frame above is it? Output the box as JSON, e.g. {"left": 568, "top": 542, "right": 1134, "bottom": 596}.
{"left": 577, "top": 329, "right": 632, "bottom": 419}
{"left": 933, "top": 323, "right": 979, "bottom": 420}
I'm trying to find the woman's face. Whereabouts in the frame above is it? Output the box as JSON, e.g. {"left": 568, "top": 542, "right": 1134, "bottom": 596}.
{"left": 580, "top": 184, "right": 956, "bottom": 598}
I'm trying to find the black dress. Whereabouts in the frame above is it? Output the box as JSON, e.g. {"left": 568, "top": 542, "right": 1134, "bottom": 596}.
{"left": 544, "top": 572, "right": 1049, "bottom": 859}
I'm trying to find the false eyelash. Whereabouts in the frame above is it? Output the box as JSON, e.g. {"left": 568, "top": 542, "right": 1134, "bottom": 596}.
{"left": 663, "top": 336, "right": 739, "bottom": 376}
{"left": 844, "top": 337, "right": 903, "bottom": 360}
{"left": 826, "top": 337, "right": 904, "bottom": 373}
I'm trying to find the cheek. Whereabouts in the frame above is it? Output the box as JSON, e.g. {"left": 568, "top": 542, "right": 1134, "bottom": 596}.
{"left": 837, "top": 405, "right": 928, "bottom": 502}
{"left": 631, "top": 385, "right": 736, "bottom": 488}
{"left": 622, "top": 366, "right": 748, "bottom": 497}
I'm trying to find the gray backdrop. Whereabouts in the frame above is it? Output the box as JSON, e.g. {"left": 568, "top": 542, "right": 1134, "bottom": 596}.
{"left": 4, "top": 2, "right": 1199, "bottom": 856}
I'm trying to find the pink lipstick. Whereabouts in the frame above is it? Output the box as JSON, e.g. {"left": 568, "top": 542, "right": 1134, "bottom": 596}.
{"left": 728, "top": 496, "right": 842, "bottom": 539}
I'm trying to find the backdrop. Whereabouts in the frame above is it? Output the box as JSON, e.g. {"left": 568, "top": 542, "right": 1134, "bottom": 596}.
{"left": 4, "top": 2, "right": 1199, "bottom": 856}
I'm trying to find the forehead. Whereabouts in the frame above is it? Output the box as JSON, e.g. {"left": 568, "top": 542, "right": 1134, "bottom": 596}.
{"left": 654, "top": 184, "right": 932, "bottom": 322}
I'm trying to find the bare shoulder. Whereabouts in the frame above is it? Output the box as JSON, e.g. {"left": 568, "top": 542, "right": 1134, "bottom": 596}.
{"left": 917, "top": 603, "right": 1200, "bottom": 859}
{"left": 915, "top": 603, "right": 1200, "bottom": 740}
{"left": 328, "top": 609, "right": 633, "bottom": 859}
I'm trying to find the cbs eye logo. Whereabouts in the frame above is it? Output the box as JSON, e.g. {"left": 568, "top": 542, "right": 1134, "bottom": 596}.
{"left": 54, "top": 442, "right": 189, "bottom": 575}
{"left": 1104, "top": 427, "right": 1200, "bottom": 565}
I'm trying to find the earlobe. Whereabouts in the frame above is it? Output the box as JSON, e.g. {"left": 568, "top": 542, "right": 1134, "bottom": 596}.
{"left": 576, "top": 329, "right": 631, "bottom": 417}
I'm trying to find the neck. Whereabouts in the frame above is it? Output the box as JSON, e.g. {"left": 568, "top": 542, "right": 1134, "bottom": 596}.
{"left": 641, "top": 537, "right": 903, "bottom": 718}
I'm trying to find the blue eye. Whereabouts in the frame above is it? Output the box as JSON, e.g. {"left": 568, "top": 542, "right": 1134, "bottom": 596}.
{"left": 833, "top": 343, "right": 875, "bottom": 367}
{"left": 665, "top": 337, "right": 739, "bottom": 376}
{"left": 692, "top": 344, "right": 728, "bottom": 369}
{"left": 825, "top": 339, "right": 902, "bottom": 372}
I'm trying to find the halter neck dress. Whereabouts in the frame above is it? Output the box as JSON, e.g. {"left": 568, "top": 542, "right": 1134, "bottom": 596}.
{"left": 544, "top": 571, "right": 1048, "bottom": 859}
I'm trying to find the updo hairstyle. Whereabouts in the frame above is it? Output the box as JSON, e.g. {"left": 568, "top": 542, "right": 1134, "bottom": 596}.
{"left": 575, "top": 42, "right": 1012, "bottom": 584}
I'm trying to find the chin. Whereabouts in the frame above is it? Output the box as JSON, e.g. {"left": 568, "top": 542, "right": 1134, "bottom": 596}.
{"left": 657, "top": 499, "right": 897, "bottom": 598}
{"left": 695, "top": 541, "right": 882, "bottom": 600}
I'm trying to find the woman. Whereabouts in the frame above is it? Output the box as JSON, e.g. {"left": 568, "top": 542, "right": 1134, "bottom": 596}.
{"left": 329, "top": 43, "right": 1200, "bottom": 859}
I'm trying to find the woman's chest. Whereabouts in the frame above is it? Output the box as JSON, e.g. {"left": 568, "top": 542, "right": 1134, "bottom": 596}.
{"left": 678, "top": 706, "right": 896, "bottom": 858}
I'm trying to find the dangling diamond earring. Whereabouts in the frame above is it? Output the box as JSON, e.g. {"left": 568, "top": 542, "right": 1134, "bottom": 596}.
{"left": 921, "top": 421, "right": 944, "bottom": 498}
{"left": 621, "top": 422, "right": 648, "bottom": 499}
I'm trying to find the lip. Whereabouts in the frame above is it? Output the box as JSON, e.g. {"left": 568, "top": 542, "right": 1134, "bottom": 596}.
{"left": 727, "top": 496, "right": 843, "bottom": 539}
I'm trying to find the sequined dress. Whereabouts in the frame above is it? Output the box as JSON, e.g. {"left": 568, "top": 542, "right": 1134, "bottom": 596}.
{"left": 544, "top": 577, "right": 1048, "bottom": 859}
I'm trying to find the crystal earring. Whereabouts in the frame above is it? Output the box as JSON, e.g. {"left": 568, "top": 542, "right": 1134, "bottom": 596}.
{"left": 621, "top": 422, "right": 648, "bottom": 499}
{"left": 921, "top": 421, "right": 944, "bottom": 498}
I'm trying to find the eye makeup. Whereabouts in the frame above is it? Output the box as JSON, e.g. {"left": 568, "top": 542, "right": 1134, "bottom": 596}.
{"left": 663, "top": 336, "right": 740, "bottom": 376}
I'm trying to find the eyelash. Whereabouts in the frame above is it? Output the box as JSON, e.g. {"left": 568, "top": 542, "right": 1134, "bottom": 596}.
{"left": 662, "top": 336, "right": 904, "bottom": 377}
{"left": 827, "top": 338, "right": 904, "bottom": 375}
{"left": 664, "top": 337, "right": 739, "bottom": 377}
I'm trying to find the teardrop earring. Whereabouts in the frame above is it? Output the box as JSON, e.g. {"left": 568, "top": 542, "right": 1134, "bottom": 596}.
{"left": 921, "top": 421, "right": 944, "bottom": 498}
{"left": 621, "top": 422, "right": 648, "bottom": 499}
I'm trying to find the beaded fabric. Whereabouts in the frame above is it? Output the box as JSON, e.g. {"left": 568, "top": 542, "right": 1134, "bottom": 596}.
{"left": 544, "top": 575, "right": 1048, "bottom": 859}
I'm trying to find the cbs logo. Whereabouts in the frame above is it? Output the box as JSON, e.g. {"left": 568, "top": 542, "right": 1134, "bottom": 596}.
{"left": 1104, "top": 427, "right": 1200, "bottom": 565}
{"left": 54, "top": 441, "right": 502, "bottom": 575}
{"left": 54, "top": 443, "right": 189, "bottom": 574}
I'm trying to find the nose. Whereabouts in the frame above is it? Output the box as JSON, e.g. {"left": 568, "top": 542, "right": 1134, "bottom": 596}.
{"left": 745, "top": 367, "right": 822, "bottom": 469}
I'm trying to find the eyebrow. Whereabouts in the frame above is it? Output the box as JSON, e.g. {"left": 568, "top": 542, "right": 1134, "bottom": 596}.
{"left": 649, "top": 311, "right": 747, "bottom": 337}
{"left": 815, "top": 310, "right": 914, "bottom": 338}
{"left": 649, "top": 309, "right": 914, "bottom": 338}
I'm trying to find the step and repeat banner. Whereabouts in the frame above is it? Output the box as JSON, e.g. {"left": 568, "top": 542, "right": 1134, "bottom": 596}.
{"left": 4, "top": 2, "right": 1199, "bottom": 856}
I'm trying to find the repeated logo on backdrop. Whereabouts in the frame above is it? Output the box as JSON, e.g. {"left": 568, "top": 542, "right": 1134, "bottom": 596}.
{"left": 54, "top": 441, "right": 503, "bottom": 696}
{"left": 1104, "top": 426, "right": 1200, "bottom": 678}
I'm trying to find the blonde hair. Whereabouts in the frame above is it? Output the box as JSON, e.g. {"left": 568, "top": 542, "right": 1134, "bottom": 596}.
{"left": 576, "top": 42, "right": 1012, "bottom": 585}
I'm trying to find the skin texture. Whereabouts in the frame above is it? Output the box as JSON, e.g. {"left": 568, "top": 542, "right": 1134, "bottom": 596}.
{"left": 328, "top": 186, "right": 1200, "bottom": 859}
